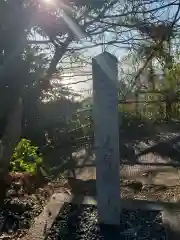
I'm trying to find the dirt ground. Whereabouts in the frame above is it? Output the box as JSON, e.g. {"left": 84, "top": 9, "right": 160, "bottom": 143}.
{"left": 52, "top": 174, "right": 180, "bottom": 204}
{"left": 51, "top": 162, "right": 180, "bottom": 204}
{"left": 3, "top": 160, "right": 180, "bottom": 240}
{"left": 57, "top": 147, "right": 180, "bottom": 203}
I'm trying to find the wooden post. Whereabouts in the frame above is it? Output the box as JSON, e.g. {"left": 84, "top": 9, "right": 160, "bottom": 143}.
{"left": 92, "top": 52, "right": 120, "bottom": 225}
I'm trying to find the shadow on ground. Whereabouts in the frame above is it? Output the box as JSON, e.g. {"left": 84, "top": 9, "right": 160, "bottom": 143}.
{"left": 119, "top": 115, "right": 180, "bottom": 166}
{"left": 46, "top": 194, "right": 180, "bottom": 240}
{"left": 136, "top": 135, "right": 180, "bottom": 165}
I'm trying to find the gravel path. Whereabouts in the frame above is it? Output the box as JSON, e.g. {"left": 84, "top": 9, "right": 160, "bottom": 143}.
{"left": 0, "top": 185, "right": 53, "bottom": 239}
{"left": 46, "top": 203, "right": 167, "bottom": 240}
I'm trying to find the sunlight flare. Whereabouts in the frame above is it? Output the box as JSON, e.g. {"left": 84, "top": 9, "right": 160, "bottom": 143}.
{"left": 42, "top": 0, "right": 56, "bottom": 6}
{"left": 43, "top": 0, "right": 53, "bottom": 3}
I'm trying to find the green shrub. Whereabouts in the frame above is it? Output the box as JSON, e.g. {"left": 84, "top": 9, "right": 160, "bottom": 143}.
{"left": 10, "top": 138, "right": 43, "bottom": 175}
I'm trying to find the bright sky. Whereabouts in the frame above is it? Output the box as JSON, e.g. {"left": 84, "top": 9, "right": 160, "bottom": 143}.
{"left": 60, "top": 45, "right": 126, "bottom": 101}
{"left": 37, "top": 0, "right": 180, "bottom": 101}
{"left": 34, "top": 0, "right": 127, "bottom": 101}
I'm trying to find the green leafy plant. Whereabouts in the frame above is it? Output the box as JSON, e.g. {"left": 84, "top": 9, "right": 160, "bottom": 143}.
{"left": 10, "top": 138, "right": 43, "bottom": 175}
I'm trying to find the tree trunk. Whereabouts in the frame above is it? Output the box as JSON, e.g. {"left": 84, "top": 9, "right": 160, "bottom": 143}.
{"left": 0, "top": 97, "right": 22, "bottom": 203}
{"left": 165, "top": 100, "right": 172, "bottom": 121}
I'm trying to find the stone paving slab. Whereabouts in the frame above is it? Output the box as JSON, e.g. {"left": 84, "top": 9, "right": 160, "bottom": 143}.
{"left": 21, "top": 193, "right": 180, "bottom": 240}
{"left": 21, "top": 195, "right": 66, "bottom": 240}
{"left": 72, "top": 147, "right": 180, "bottom": 187}
{"left": 75, "top": 163, "right": 180, "bottom": 187}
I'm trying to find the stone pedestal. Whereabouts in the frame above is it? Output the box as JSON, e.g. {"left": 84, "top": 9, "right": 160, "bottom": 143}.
{"left": 92, "top": 52, "right": 120, "bottom": 225}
